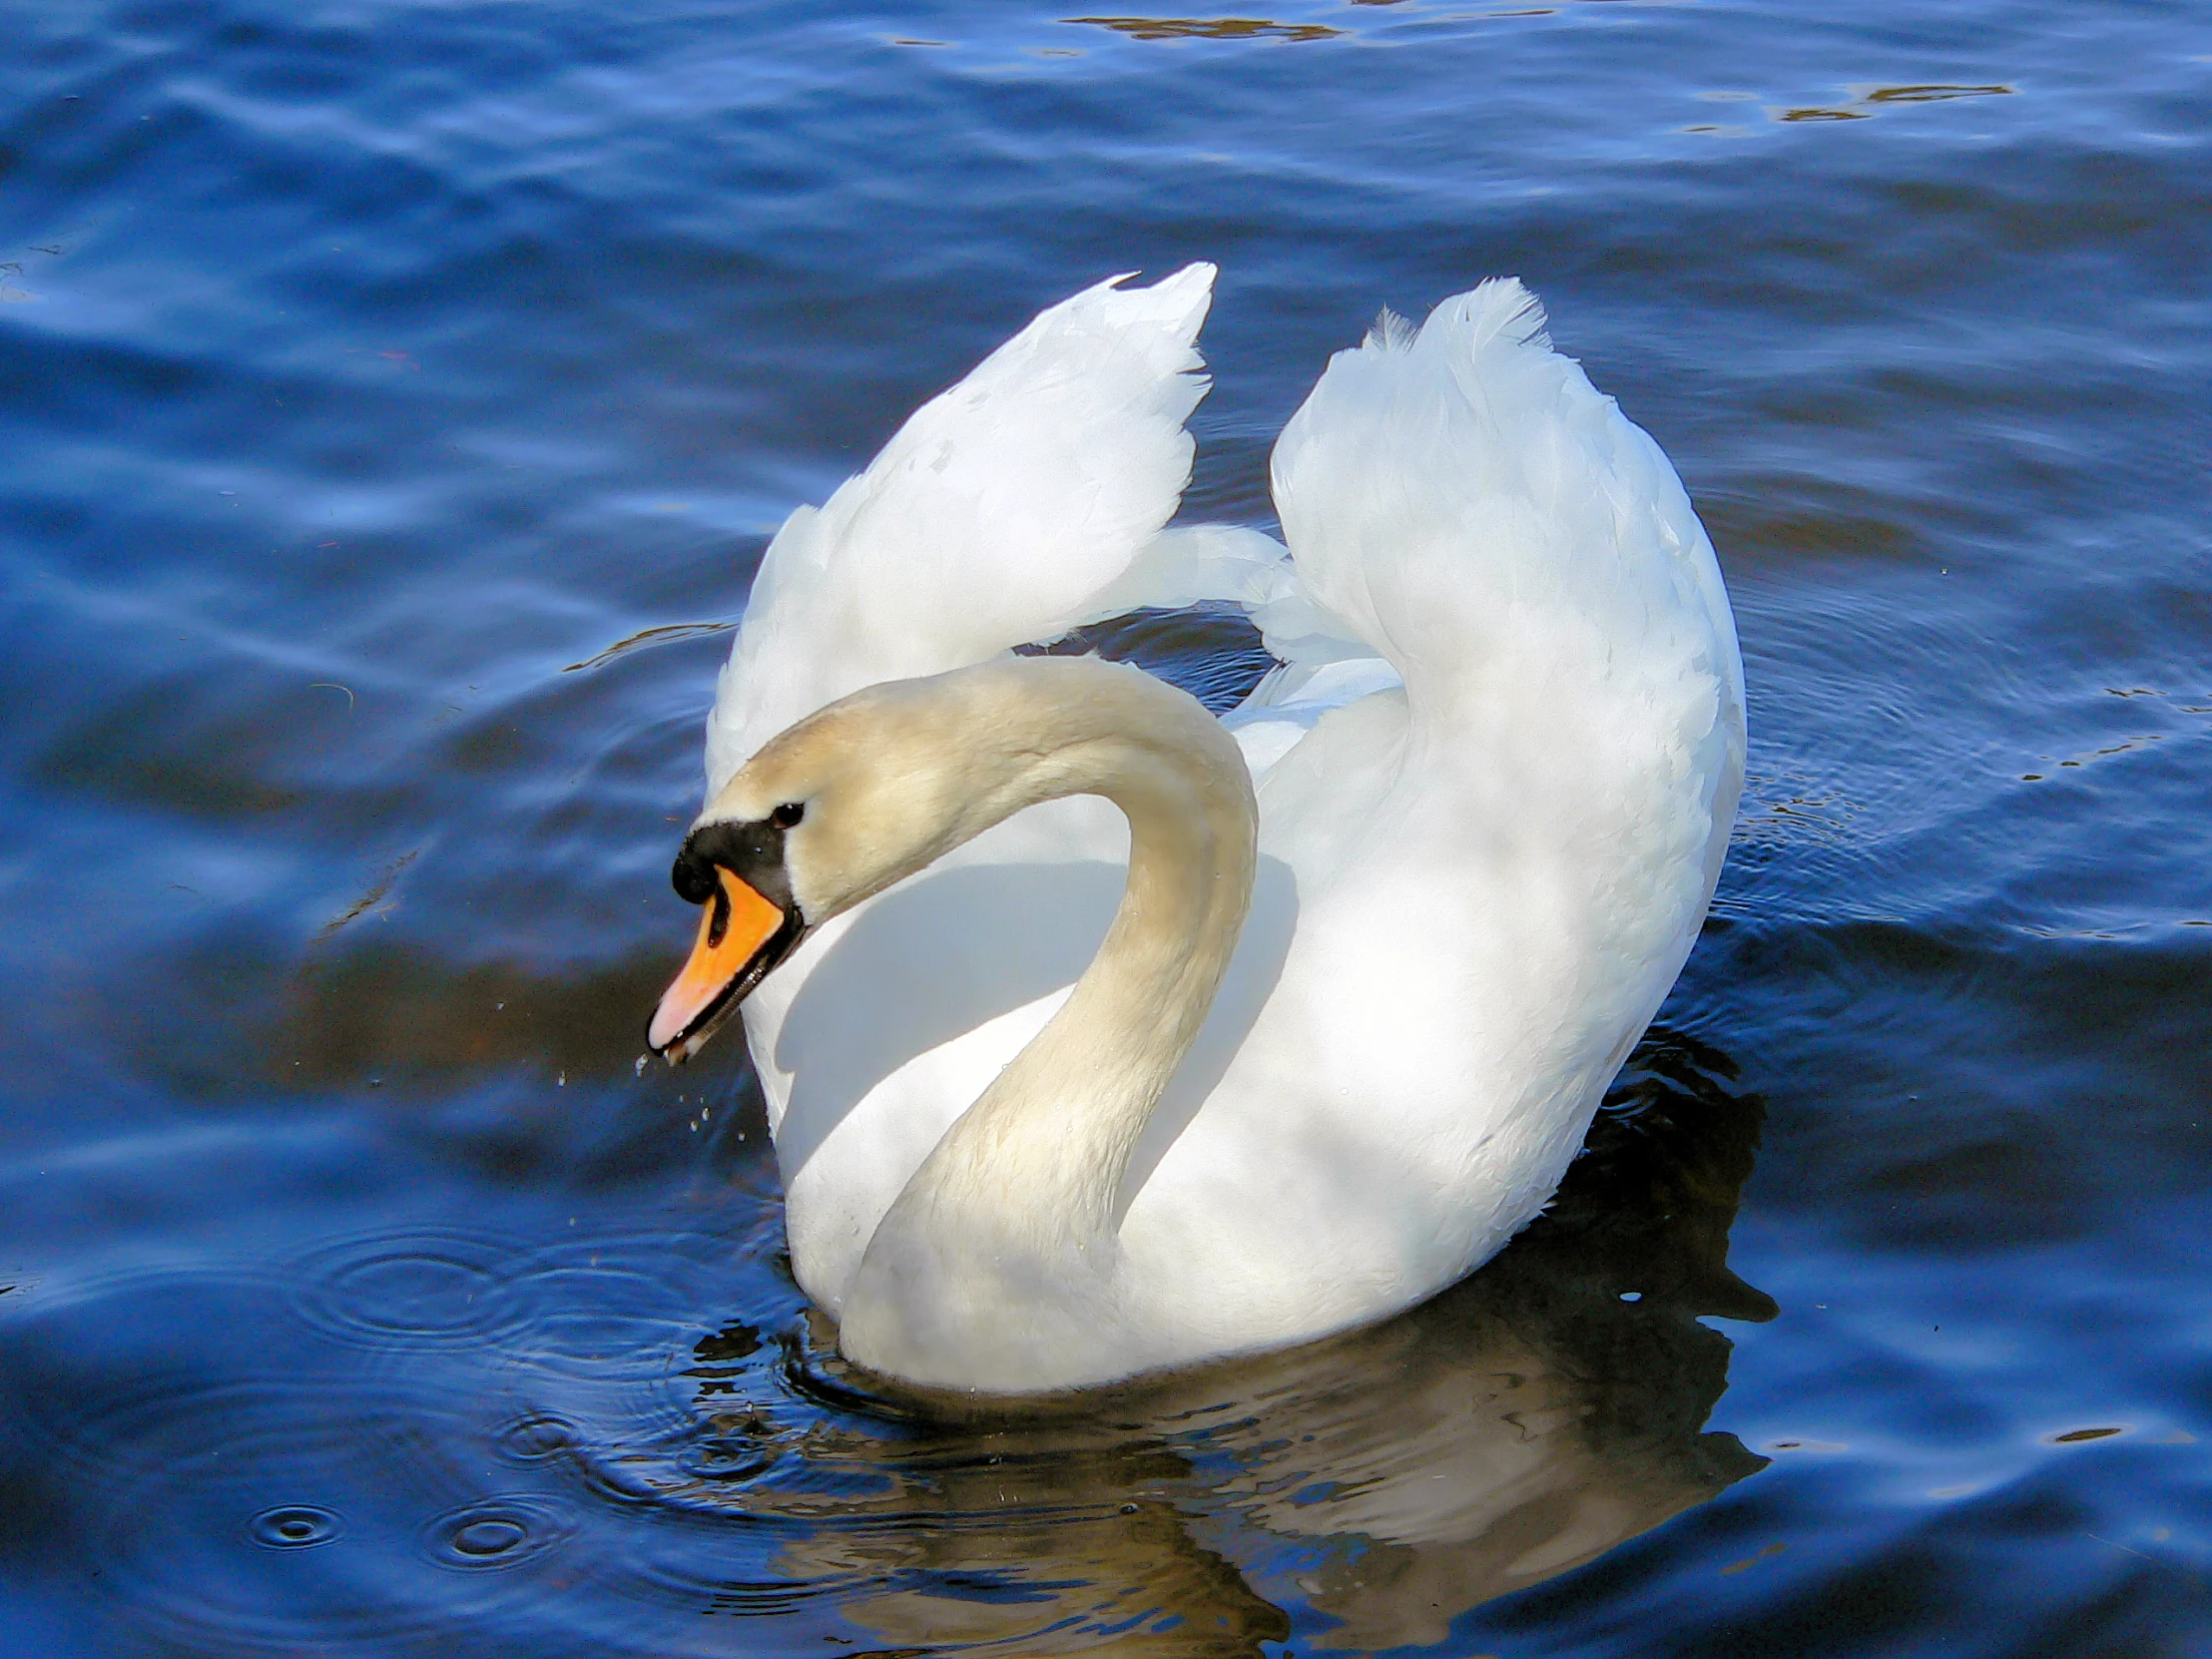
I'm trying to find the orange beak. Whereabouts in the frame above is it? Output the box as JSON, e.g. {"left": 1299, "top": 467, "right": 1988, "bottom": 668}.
{"left": 648, "top": 866, "right": 792, "bottom": 1063}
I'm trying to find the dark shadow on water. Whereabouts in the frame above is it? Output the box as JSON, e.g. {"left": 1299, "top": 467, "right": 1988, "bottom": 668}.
{"left": 1017, "top": 606, "right": 1276, "bottom": 716}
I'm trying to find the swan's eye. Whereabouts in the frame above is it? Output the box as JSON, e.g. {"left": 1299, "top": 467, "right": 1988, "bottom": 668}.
{"left": 770, "top": 802, "right": 805, "bottom": 829}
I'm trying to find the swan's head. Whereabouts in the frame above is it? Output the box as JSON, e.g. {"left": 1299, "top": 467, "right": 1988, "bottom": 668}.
{"left": 647, "top": 669, "right": 1042, "bottom": 1065}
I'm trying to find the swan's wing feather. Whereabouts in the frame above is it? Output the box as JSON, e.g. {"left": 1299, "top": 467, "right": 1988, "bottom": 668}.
{"left": 708, "top": 264, "right": 1219, "bottom": 793}
{"left": 1269, "top": 278, "right": 1741, "bottom": 728}
{"left": 1077, "top": 523, "right": 1287, "bottom": 621}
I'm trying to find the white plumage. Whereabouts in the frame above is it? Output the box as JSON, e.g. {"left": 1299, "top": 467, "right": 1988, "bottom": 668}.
{"left": 700, "top": 264, "right": 1742, "bottom": 1388}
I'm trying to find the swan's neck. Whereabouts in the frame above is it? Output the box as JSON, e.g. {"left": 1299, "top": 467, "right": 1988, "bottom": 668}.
{"left": 836, "top": 658, "right": 1257, "bottom": 1387}
{"left": 938, "top": 724, "right": 1254, "bottom": 1235}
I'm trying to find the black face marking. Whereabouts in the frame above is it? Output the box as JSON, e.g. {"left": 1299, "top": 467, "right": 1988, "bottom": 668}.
{"left": 672, "top": 817, "right": 797, "bottom": 912}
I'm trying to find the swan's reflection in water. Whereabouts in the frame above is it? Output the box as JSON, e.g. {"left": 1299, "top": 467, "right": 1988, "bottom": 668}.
{"left": 634, "top": 1027, "right": 1773, "bottom": 1654}
{"left": 0, "top": 1029, "right": 1767, "bottom": 1657}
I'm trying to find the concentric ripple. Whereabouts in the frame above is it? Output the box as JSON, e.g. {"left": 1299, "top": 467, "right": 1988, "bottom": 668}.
{"left": 249, "top": 1504, "right": 345, "bottom": 1549}
{"left": 420, "top": 1496, "right": 576, "bottom": 1574}
{"left": 495, "top": 1410, "right": 581, "bottom": 1463}
{"left": 286, "top": 1229, "right": 531, "bottom": 1351}
{"left": 56, "top": 1380, "right": 578, "bottom": 1651}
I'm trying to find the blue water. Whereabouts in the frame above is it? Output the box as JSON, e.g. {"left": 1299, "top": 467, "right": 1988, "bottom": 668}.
{"left": 3, "top": 2, "right": 2209, "bottom": 1653}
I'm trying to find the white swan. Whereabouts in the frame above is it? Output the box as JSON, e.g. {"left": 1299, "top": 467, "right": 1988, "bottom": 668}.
{"left": 647, "top": 265, "right": 1744, "bottom": 1392}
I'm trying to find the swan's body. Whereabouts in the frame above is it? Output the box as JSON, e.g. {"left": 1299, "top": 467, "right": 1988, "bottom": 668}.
{"left": 653, "top": 265, "right": 1743, "bottom": 1392}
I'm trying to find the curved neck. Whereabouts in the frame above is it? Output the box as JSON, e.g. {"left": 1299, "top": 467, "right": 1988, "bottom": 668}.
{"left": 836, "top": 658, "right": 1257, "bottom": 1384}
{"left": 948, "top": 720, "right": 1256, "bottom": 1234}
{"left": 935, "top": 661, "right": 1256, "bottom": 1231}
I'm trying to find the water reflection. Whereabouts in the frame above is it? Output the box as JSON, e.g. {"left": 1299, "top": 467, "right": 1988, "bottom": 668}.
{"left": 1775, "top": 82, "right": 2013, "bottom": 123}
{"left": 606, "top": 1028, "right": 1773, "bottom": 1653}
{"left": 1063, "top": 16, "right": 1348, "bottom": 44}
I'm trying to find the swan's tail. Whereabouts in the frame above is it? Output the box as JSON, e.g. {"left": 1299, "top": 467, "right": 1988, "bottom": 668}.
{"left": 1268, "top": 278, "right": 1741, "bottom": 727}
{"left": 709, "top": 264, "right": 1227, "bottom": 793}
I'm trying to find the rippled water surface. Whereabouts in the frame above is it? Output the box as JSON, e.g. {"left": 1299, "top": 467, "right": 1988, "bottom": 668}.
{"left": 3, "top": 3, "right": 2209, "bottom": 1654}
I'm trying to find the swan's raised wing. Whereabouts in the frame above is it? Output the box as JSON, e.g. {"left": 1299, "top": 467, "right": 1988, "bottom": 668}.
{"left": 708, "top": 265, "right": 1220, "bottom": 794}
{"left": 1221, "top": 279, "right": 1745, "bottom": 838}
{"left": 1269, "top": 282, "right": 1741, "bottom": 740}
{"left": 1111, "top": 281, "right": 1748, "bottom": 1339}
